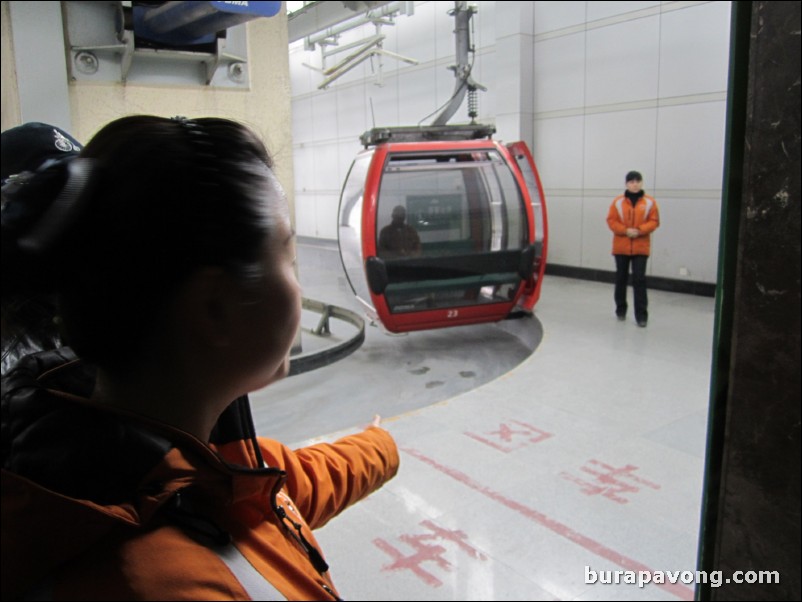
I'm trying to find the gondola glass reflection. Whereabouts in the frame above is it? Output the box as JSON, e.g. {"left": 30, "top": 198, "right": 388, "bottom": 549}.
{"left": 339, "top": 151, "right": 374, "bottom": 312}
{"left": 377, "top": 150, "right": 527, "bottom": 313}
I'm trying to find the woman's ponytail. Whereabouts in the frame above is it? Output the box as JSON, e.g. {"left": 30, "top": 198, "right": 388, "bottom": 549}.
{"left": 1, "top": 156, "right": 93, "bottom": 295}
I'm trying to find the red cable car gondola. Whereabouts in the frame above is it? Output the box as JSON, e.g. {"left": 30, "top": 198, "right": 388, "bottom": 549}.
{"left": 338, "top": 125, "right": 548, "bottom": 333}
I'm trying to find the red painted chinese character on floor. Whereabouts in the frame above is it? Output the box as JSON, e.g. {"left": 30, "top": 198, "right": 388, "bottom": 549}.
{"left": 561, "top": 459, "right": 660, "bottom": 504}
{"left": 465, "top": 420, "right": 553, "bottom": 453}
{"left": 373, "top": 520, "right": 487, "bottom": 587}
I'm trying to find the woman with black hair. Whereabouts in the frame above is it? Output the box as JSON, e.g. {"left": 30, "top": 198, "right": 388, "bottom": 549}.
{"left": 1, "top": 116, "right": 399, "bottom": 600}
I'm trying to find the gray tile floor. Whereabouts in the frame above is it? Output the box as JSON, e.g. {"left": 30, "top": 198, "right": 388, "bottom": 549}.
{"left": 250, "top": 241, "right": 543, "bottom": 445}
{"left": 255, "top": 240, "right": 715, "bottom": 601}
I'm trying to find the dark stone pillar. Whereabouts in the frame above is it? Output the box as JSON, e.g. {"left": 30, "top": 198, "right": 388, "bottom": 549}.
{"left": 700, "top": 2, "right": 801, "bottom": 600}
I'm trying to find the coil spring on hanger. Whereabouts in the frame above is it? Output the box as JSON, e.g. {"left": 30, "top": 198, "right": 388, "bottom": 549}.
{"left": 468, "top": 88, "right": 478, "bottom": 122}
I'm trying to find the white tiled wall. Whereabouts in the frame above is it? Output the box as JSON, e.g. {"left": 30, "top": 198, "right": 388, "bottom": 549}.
{"left": 293, "top": 146, "right": 314, "bottom": 193}
{"left": 533, "top": 32, "right": 586, "bottom": 114}
{"left": 312, "top": 143, "right": 341, "bottom": 191}
{"left": 315, "top": 192, "right": 341, "bottom": 240}
{"left": 586, "top": 2, "right": 661, "bottom": 22}
{"left": 533, "top": 1, "right": 587, "bottom": 34}
{"left": 649, "top": 196, "right": 721, "bottom": 283}
{"left": 290, "top": 1, "right": 731, "bottom": 285}
{"left": 545, "top": 194, "right": 584, "bottom": 266}
{"left": 474, "top": 1, "right": 497, "bottom": 50}
{"left": 397, "top": 68, "right": 439, "bottom": 125}
{"left": 658, "top": 2, "right": 731, "bottom": 98}
{"left": 335, "top": 84, "right": 368, "bottom": 139}
{"left": 532, "top": 115, "right": 585, "bottom": 190}
{"left": 585, "top": 16, "right": 661, "bottom": 107}
{"left": 581, "top": 195, "right": 617, "bottom": 271}
{"left": 310, "top": 89, "right": 339, "bottom": 141}
{"left": 397, "top": 2, "right": 436, "bottom": 59}
{"left": 434, "top": 2, "right": 457, "bottom": 61}
{"left": 655, "top": 102, "right": 727, "bottom": 191}
{"left": 294, "top": 192, "right": 317, "bottom": 238}
{"left": 583, "top": 108, "right": 659, "bottom": 189}
{"left": 291, "top": 96, "right": 314, "bottom": 144}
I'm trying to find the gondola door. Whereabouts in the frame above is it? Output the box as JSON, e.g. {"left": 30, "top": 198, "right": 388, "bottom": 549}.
{"left": 507, "top": 141, "right": 548, "bottom": 310}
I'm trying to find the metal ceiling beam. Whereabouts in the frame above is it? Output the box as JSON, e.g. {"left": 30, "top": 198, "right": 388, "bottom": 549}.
{"left": 288, "top": 1, "right": 395, "bottom": 43}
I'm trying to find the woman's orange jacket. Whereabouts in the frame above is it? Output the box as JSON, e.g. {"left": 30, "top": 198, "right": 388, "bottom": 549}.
{"left": 1, "top": 350, "right": 399, "bottom": 600}
{"left": 606, "top": 193, "right": 660, "bottom": 255}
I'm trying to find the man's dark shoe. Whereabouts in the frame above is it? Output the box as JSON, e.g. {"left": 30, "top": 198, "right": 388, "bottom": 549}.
{"left": 637, "top": 319, "right": 647, "bottom": 327}
{"left": 617, "top": 314, "right": 626, "bottom": 322}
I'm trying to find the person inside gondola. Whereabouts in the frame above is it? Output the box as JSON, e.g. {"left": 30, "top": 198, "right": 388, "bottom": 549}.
{"left": 378, "top": 204, "right": 421, "bottom": 259}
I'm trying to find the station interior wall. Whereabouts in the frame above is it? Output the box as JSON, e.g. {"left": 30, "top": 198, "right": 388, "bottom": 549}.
{"left": 290, "top": 1, "right": 732, "bottom": 286}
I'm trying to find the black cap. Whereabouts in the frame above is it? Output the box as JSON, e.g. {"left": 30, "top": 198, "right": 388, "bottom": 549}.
{"left": 1, "top": 122, "right": 82, "bottom": 182}
{"left": 625, "top": 170, "right": 643, "bottom": 182}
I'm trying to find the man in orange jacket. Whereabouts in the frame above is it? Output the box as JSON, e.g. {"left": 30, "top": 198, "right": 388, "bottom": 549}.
{"left": 606, "top": 171, "right": 660, "bottom": 327}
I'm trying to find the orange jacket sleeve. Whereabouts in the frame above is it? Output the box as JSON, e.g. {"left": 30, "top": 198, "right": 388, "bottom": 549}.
{"left": 258, "top": 426, "right": 399, "bottom": 529}
{"left": 637, "top": 198, "right": 660, "bottom": 235}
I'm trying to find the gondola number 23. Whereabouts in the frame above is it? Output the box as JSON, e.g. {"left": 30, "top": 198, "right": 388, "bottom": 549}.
{"left": 446, "top": 310, "right": 459, "bottom": 319}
